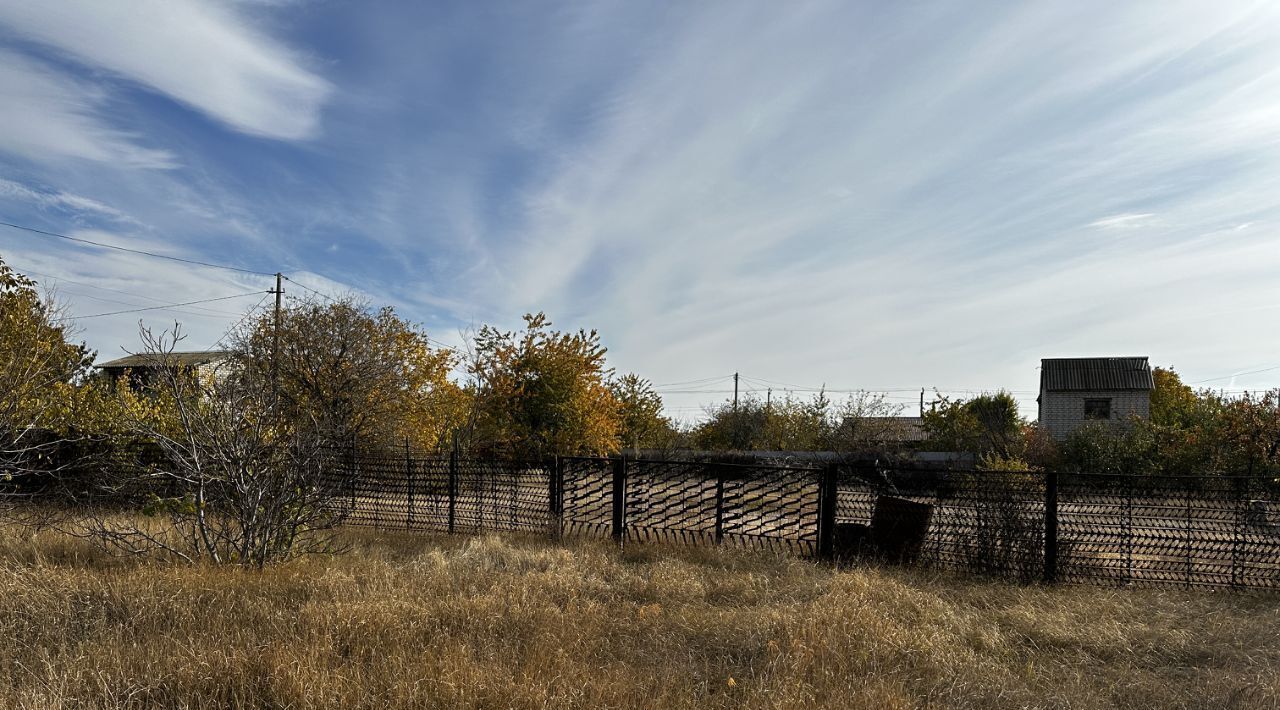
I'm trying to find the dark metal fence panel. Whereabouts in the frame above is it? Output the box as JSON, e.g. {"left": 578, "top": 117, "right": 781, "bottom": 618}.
{"left": 317, "top": 449, "right": 1280, "bottom": 592}
{"left": 322, "top": 450, "right": 549, "bottom": 534}
{"left": 1057, "top": 474, "right": 1280, "bottom": 590}
{"left": 624, "top": 460, "right": 719, "bottom": 546}
{"left": 719, "top": 462, "right": 821, "bottom": 554}
{"left": 622, "top": 460, "right": 821, "bottom": 553}
{"left": 560, "top": 457, "right": 613, "bottom": 539}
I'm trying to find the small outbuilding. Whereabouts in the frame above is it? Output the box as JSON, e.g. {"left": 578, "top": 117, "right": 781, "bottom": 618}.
{"left": 97, "top": 350, "right": 231, "bottom": 393}
{"left": 1037, "top": 356, "right": 1154, "bottom": 439}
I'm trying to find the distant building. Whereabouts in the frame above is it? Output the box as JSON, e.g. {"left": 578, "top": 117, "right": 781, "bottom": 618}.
{"left": 861, "top": 416, "right": 928, "bottom": 445}
{"left": 97, "top": 351, "right": 231, "bottom": 393}
{"left": 1037, "top": 357, "right": 1153, "bottom": 439}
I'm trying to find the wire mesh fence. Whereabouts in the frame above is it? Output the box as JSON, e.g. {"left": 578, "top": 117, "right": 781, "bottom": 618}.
{"left": 318, "top": 450, "right": 1280, "bottom": 592}
{"left": 320, "top": 449, "right": 553, "bottom": 535}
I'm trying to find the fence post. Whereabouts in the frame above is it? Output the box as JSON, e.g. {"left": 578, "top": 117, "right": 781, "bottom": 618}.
{"left": 549, "top": 456, "right": 563, "bottom": 540}
{"left": 349, "top": 434, "right": 358, "bottom": 514}
{"left": 404, "top": 437, "right": 414, "bottom": 528}
{"left": 1124, "top": 476, "right": 1133, "bottom": 585}
{"left": 1184, "top": 485, "right": 1193, "bottom": 589}
{"left": 1043, "top": 469, "right": 1059, "bottom": 584}
{"left": 817, "top": 463, "right": 838, "bottom": 560}
{"left": 713, "top": 465, "right": 726, "bottom": 545}
{"left": 611, "top": 455, "right": 627, "bottom": 545}
{"left": 1232, "top": 475, "right": 1244, "bottom": 590}
{"left": 448, "top": 432, "right": 458, "bottom": 534}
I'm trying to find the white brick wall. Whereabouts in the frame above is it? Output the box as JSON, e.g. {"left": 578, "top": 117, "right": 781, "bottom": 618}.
{"left": 1039, "top": 390, "right": 1150, "bottom": 439}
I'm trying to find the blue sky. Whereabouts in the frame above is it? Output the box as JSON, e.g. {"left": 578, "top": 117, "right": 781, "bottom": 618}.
{"left": 2, "top": 0, "right": 1279, "bottom": 421}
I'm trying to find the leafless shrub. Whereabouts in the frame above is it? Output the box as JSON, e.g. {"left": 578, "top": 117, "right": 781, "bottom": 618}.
{"left": 79, "top": 324, "right": 345, "bottom": 566}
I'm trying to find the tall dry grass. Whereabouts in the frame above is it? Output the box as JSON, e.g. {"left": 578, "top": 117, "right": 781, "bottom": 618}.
{"left": 0, "top": 518, "right": 1276, "bottom": 709}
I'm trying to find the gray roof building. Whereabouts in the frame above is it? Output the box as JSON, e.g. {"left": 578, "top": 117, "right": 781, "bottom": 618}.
{"left": 97, "top": 351, "right": 230, "bottom": 371}
{"left": 1037, "top": 357, "right": 1153, "bottom": 439}
{"left": 97, "top": 350, "right": 231, "bottom": 392}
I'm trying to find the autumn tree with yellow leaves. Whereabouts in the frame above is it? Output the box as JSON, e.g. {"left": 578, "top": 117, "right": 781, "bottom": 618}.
{"left": 0, "top": 255, "right": 96, "bottom": 476}
{"left": 467, "top": 313, "right": 622, "bottom": 457}
{"left": 233, "top": 296, "right": 467, "bottom": 451}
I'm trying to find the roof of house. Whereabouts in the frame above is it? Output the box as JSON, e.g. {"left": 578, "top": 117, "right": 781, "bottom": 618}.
{"left": 862, "top": 416, "right": 928, "bottom": 441}
{"left": 1040, "top": 357, "right": 1153, "bottom": 392}
{"left": 97, "top": 350, "right": 230, "bottom": 370}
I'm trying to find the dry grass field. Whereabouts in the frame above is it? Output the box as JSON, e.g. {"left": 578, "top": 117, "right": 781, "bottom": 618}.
{"left": 0, "top": 519, "right": 1277, "bottom": 709}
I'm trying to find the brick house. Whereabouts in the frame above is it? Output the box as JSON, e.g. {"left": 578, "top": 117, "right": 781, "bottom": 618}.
{"left": 1037, "top": 357, "right": 1154, "bottom": 439}
{"left": 97, "top": 350, "right": 231, "bottom": 393}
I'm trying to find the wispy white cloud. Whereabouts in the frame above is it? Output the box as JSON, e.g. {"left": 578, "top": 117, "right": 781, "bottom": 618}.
{"left": 1088, "top": 213, "right": 1156, "bottom": 229}
{"left": 0, "top": 0, "right": 331, "bottom": 140}
{"left": 0, "top": 177, "right": 132, "bottom": 222}
{"left": 447, "top": 0, "right": 1280, "bottom": 418}
{"left": 5, "top": 0, "right": 1280, "bottom": 422}
{"left": 0, "top": 50, "right": 174, "bottom": 168}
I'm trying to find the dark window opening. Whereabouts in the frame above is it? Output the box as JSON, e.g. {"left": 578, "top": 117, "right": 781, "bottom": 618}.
{"left": 1084, "top": 398, "right": 1111, "bottom": 420}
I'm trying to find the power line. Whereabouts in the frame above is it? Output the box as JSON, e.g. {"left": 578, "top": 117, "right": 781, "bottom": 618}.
{"left": 59, "top": 292, "right": 266, "bottom": 321}
{"left": 281, "top": 275, "right": 337, "bottom": 302}
{"left": 1190, "top": 365, "right": 1280, "bottom": 385}
{"left": 204, "top": 293, "right": 273, "bottom": 352}
{"left": 12, "top": 264, "right": 247, "bottom": 317}
{"left": 652, "top": 375, "right": 733, "bottom": 388}
{"left": 1, "top": 220, "right": 274, "bottom": 276}
{"left": 427, "top": 337, "right": 463, "bottom": 354}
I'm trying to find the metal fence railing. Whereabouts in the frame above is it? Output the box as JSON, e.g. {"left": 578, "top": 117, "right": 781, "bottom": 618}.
{"left": 318, "top": 451, "right": 1280, "bottom": 592}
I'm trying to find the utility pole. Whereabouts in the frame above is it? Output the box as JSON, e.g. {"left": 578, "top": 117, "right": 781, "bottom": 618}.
{"left": 920, "top": 388, "right": 925, "bottom": 418}
{"left": 271, "top": 272, "right": 283, "bottom": 384}
{"left": 766, "top": 388, "right": 772, "bottom": 410}
{"left": 733, "top": 372, "right": 739, "bottom": 411}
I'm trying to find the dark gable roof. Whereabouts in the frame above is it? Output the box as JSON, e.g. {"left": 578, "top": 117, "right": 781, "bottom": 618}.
{"left": 1040, "top": 357, "right": 1153, "bottom": 392}
{"left": 97, "top": 351, "right": 230, "bottom": 370}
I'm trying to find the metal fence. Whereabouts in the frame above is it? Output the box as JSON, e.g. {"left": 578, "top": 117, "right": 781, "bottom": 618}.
{"left": 319, "top": 451, "right": 1280, "bottom": 592}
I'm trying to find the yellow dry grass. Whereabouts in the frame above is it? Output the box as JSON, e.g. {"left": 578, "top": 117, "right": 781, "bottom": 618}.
{"left": 0, "top": 519, "right": 1276, "bottom": 709}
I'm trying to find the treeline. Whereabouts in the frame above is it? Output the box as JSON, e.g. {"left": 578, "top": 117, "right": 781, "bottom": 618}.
{"left": 914, "top": 376, "right": 1280, "bottom": 477}
{"left": 0, "top": 254, "right": 922, "bottom": 463}
{"left": 4, "top": 254, "right": 1280, "bottom": 472}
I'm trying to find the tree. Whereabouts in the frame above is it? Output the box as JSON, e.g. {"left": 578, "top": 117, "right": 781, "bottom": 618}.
{"left": 922, "top": 391, "right": 1023, "bottom": 458}
{"left": 1150, "top": 367, "right": 1200, "bottom": 428}
{"left": 0, "top": 255, "right": 94, "bottom": 481}
{"left": 694, "top": 394, "right": 771, "bottom": 451}
{"left": 693, "top": 389, "right": 907, "bottom": 455}
{"left": 1217, "top": 390, "right": 1280, "bottom": 477}
{"left": 468, "top": 313, "right": 620, "bottom": 457}
{"left": 84, "top": 324, "right": 343, "bottom": 566}
{"left": 233, "top": 297, "right": 466, "bottom": 452}
{"left": 610, "top": 374, "right": 675, "bottom": 450}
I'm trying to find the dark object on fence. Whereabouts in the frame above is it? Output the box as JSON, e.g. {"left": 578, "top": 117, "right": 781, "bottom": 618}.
{"left": 830, "top": 495, "right": 933, "bottom": 564}
{"left": 869, "top": 495, "right": 934, "bottom": 564}
{"left": 832, "top": 522, "right": 871, "bottom": 561}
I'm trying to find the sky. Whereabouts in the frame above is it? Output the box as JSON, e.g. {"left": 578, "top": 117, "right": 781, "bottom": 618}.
{"left": 1, "top": 0, "right": 1279, "bottom": 422}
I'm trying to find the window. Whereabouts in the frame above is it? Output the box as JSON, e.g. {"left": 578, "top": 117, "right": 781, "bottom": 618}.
{"left": 1084, "top": 398, "right": 1111, "bottom": 420}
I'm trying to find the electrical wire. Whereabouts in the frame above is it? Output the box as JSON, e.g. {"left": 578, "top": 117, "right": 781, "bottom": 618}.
{"left": 58, "top": 292, "right": 267, "bottom": 321}
{"left": 13, "top": 264, "right": 248, "bottom": 317}
{"left": 203, "top": 292, "right": 274, "bottom": 352}
{"left": 651, "top": 375, "right": 733, "bottom": 388}
{"left": 1, "top": 220, "right": 274, "bottom": 276}
{"left": 281, "top": 275, "right": 337, "bottom": 302}
{"left": 1190, "top": 365, "right": 1280, "bottom": 384}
